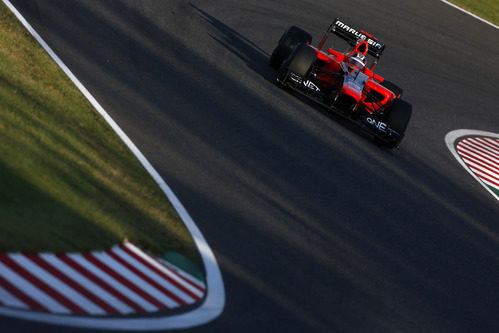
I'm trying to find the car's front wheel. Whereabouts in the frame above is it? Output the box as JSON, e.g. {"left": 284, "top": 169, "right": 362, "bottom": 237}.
{"left": 283, "top": 43, "right": 317, "bottom": 77}
{"left": 269, "top": 26, "right": 312, "bottom": 69}
{"left": 383, "top": 99, "right": 412, "bottom": 148}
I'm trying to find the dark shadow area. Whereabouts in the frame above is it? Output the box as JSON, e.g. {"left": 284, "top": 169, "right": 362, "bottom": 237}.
{"left": 191, "top": 4, "right": 274, "bottom": 82}
{"left": 4, "top": 0, "right": 498, "bottom": 332}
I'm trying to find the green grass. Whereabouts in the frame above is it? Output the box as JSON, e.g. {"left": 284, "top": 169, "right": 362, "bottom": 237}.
{"left": 448, "top": 0, "right": 499, "bottom": 25}
{"left": 0, "top": 3, "right": 199, "bottom": 264}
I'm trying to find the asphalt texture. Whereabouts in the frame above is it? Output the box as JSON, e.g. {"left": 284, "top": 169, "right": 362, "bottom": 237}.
{"left": 3, "top": 0, "right": 499, "bottom": 332}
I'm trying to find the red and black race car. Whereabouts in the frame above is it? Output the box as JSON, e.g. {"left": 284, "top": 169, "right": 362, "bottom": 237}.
{"left": 270, "top": 18, "right": 412, "bottom": 148}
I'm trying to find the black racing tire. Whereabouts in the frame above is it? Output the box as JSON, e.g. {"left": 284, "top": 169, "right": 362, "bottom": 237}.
{"left": 387, "top": 99, "right": 412, "bottom": 134}
{"left": 381, "top": 80, "right": 403, "bottom": 98}
{"left": 284, "top": 43, "right": 317, "bottom": 77}
{"left": 269, "top": 26, "right": 312, "bottom": 69}
{"left": 380, "top": 99, "right": 412, "bottom": 148}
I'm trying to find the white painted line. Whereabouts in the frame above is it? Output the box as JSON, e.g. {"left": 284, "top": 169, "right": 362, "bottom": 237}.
{"left": 0, "top": 0, "right": 224, "bottom": 330}
{"left": 0, "top": 262, "right": 69, "bottom": 314}
{"left": 39, "top": 254, "right": 134, "bottom": 314}
{"left": 441, "top": 1, "right": 499, "bottom": 30}
{"left": 445, "top": 129, "right": 499, "bottom": 202}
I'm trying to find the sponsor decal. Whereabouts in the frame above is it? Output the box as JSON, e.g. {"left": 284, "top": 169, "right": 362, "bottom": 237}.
{"left": 334, "top": 20, "right": 383, "bottom": 51}
{"left": 366, "top": 117, "right": 387, "bottom": 132}
{"left": 289, "top": 73, "right": 321, "bottom": 92}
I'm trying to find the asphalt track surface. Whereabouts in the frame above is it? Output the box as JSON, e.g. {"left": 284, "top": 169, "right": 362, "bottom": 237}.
{"left": 4, "top": 0, "right": 499, "bottom": 332}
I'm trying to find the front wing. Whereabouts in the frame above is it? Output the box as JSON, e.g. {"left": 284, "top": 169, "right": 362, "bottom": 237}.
{"left": 276, "top": 69, "right": 403, "bottom": 145}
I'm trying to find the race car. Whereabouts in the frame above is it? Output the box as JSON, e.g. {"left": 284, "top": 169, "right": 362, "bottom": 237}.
{"left": 269, "top": 18, "right": 412, "bottom": 148}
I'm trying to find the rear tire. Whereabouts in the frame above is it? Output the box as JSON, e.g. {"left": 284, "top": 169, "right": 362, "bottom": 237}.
{"left": 269, "top": 26, "right": 312, "bottom": 69}
{"left": 284, "top": 43, "right": 317, "bottom": 77}
{"left": 381, "top": 80, "right": 403, "bottom": 98}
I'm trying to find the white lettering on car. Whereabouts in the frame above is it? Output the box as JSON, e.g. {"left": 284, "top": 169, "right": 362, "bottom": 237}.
{"left": 366, "top": 117, "right": 387, "bottom": 132}
{"left": 335, "top": 21, "right": 383, "bottom": 50}
{"left": 303, "top": 80, "right": 321, "bottom": 92}
{"left": 289, "top": 73, "right": 321, "bottom": 92}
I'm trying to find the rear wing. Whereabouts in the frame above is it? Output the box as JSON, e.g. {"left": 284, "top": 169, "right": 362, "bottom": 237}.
{"left": 318, "top": 18, "right": 385, "bottom": 58}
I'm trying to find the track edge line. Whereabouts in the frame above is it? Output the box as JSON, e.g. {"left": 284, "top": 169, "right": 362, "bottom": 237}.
{"left": 440, "top": 0, "right": 499, "bottom": 30}
{"left": 0, "top": 0, "right": 225, "bottom": 330}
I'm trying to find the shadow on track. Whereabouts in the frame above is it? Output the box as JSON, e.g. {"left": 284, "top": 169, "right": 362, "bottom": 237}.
{"left": 191, "top": 5, "right": 274, "bottom": 82}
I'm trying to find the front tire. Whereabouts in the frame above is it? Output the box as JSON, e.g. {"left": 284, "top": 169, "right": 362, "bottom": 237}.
{"left": 284, "top": 43, "right": 317, "bottom": 77}
{"left": 387, "top": 99, "right": 412, "bottom": 133}
{"left": 383, "top": 99, "right": 412, "bottom": 148}
{"left": 269, "top": 26, "right": 312, "bottom": 69}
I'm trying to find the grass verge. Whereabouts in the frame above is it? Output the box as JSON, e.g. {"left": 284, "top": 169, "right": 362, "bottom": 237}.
{"left": 0, "top": 2, "right": 199, "bottom": 265}
{"left": 447, "top": 0, "right": 499, "bottom": 26}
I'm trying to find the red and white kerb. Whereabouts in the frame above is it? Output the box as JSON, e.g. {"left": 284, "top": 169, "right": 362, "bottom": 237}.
{"left": 0, "top": 242, "right": 205, "bottom": 315}
{"left": 446, "top": 130, "right": 499, "bottom": 202}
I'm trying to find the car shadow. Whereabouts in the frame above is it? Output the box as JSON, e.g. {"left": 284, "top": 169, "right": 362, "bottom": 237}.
{"left": 191, "top": 4, "right": 276, "bottom": 82}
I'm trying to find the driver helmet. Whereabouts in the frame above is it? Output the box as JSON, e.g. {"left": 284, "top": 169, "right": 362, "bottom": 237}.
{"left": 348, "top": 52, "right": 367, "bottom": 70}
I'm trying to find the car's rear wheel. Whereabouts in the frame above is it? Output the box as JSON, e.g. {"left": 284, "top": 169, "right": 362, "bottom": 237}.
{"left": 269, "top": 26, "right": 312, "bottom": 69}
{"left": 381, "top": 80, "right": 403, "bottom": 98}
{"left": 284, "top": 43, "right": 317, "bottom": 77}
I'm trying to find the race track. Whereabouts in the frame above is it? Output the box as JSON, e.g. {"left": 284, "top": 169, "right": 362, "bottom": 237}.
{"left": 4, "top": 0, "right": 499, "bottom": 331}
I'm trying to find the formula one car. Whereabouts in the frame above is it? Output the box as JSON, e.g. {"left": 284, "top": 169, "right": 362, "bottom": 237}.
{"left": 269, "top": 18, "right": 412, "bottom": 148}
